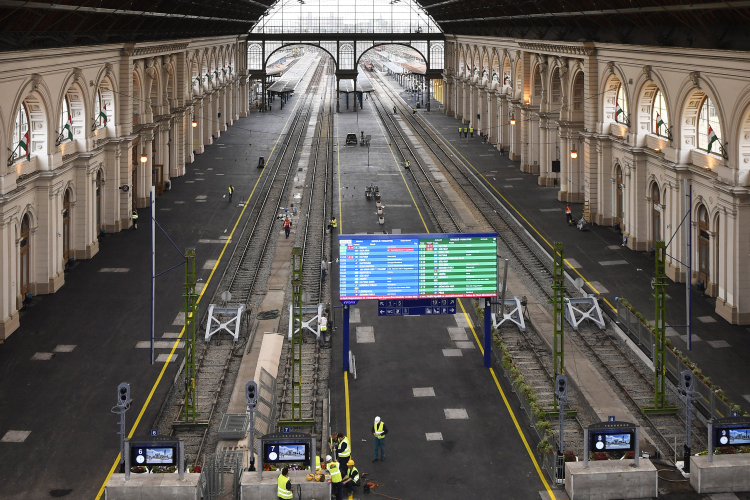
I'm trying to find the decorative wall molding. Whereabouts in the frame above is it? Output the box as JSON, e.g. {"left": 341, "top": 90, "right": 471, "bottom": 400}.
{"left": 518, "top": 42, "right": 595, "bottom": 56}
{"left": 132, "top": 43, "right": 190, "bottom": 57}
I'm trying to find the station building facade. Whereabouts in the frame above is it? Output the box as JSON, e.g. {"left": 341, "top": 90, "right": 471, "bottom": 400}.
{"left": 443, "top": 35, "right": 750, "bottom": 324}
{"left": 0, "top": 36, "right": 251, "bottom": 338}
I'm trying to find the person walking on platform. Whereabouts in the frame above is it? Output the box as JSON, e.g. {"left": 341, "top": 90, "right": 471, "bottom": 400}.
{"left": 321, "top": 259, "right": 328, "bottom": 282}
{"left": 335, "top": 433, "right": 351, "bottom": 471}
{"left": 342, "top": 460, "right": 360, "bottom": 495}
{"left": 459, "top": 126, "right": 462, "bottom": 137}
{"left": 277, "top": 467, "right": 293, "bottom": 500}
{"left": 327, "top": 217, "right": 337, "bottom": 233}
{"left": 565, "top": 204, "right": 573, "bottom": 224}
{"left": 327, "top": 456, "right": 343, "bottom": 500}
{"left": 372, "top": 416, "right": 388, "bottom": 461}
{"left": 470, "top": 126, "right": 474, "bottom": 138}
{"left": 463, "top": 126, "right": 468, "bottom": 137}
{"left": 283, "top": 216, "right": 291, "bottom": 238}
{"left": 393, "top": 106, "right": 397, "bottom": 115}
{"left": 227, "top": 185, "right": 234, "bottom": 202}
{"left": 132, "top": 209, "right": 138, "bottom": 230}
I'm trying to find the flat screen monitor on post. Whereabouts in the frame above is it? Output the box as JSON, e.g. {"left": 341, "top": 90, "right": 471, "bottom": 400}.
{"left": 131, "top": 444, "right": 177, "bottom": 466}
{"left": 264, "top": 442, "right": 310, "bottom": 465}
{"left": 589, "top": 430, "right": 635, "bottom": 452}
{"left": 715, "top": 425, "right": 750, "bottom": 447}
{"left": 339, "top": 233, "right": 498, "bottom": 300}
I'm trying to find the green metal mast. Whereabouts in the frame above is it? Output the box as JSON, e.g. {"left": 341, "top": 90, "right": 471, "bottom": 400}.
{"left": 180, "top": 248, "right": 199, "bottom": 422}
{"left": 279, "top": 247, "right": 315, "bottom": 426}
{"left": 644, "top": 241, "right": 677, "bottom": 414}
{"left": 552, "top": 242, "right": 565, "bottom": 411}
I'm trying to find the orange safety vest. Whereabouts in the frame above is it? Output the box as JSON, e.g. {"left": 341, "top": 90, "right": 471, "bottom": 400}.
{"left": 565, "top": 206, "right": 571, "bottom": 215}
{"left": 284, "top": 219, "right": 291, "bottom": 228}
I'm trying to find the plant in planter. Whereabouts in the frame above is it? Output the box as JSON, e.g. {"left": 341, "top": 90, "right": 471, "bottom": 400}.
{"left": 590, "top": 452, "right": 610, "bottom": 461}
{"left": 130, "top": 466, "right": 148, "bottom": 474}
{"left": 716, "top": 446, "right": 737, "bottom": 455}
{"left": 151, "top": 466, "right": 177, "bottom": 473}
{"left": 563, "top": 451, "right": 577, "bottom": 462}
{"left": 190, "top": 465, "right": 202, "bottom": 473}
{"left": 538, "top": 439, "right": 554, "bottom": 455}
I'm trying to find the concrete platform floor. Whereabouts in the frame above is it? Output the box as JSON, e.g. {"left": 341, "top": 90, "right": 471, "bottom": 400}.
{"left": 0, "top": 93, "right": 304, "bottom": 499}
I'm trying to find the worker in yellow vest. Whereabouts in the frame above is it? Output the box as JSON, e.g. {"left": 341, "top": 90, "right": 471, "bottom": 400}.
{"left": 372, "top": 416, "right": 388, "bottom": 461}
{"left": 470, "top": 126, "right": 474, "bottom": 138}
{"left": 342, "top": 459, "right": 360, "bottom": 495}
{"left": 335, "top": 433, "right": 351, "bottom": 471}
{"left": 327, "top": 455, "right": 343, "bottom": 500}
{"left": 463, "top": 126, "right": 468, "bottom": 136}
{"left": 277, "top": 467, "right": 293, "bottom": 500}
{"left": 459, "top": 126, "right": 462, "bottom": 137}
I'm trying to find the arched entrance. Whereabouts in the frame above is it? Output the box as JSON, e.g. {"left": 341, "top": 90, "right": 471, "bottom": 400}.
{"left": 20, "top": 215, "right": 31, "bottom": 296}
{"left": 698, "top": 205, "right": 710, "bottom": 284}
{"left": 62, "top": 190, "right": 71, "bottom": 263}
{"left": 615, "top": 165, "right": 624, "bottom": 226}
{"left": 651, "top": 183, "right": 661, "bottom": 243}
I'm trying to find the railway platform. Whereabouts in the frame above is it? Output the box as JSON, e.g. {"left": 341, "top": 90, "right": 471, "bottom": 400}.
{"left": 415, "top": 103, "right": 750, "bottom": 417}
{"left": 0, "top": 86, "right": 304, "bottom": 499}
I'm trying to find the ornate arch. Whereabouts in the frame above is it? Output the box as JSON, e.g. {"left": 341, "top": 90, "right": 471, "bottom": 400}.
{"left": 600, "top": 63, "right": 629, "bottom": 128}
{"left": 8, "top": 74, "right": 53, "bottom": 159}
{"left": 633, "top": 67, "right": 671, "bottom": 140}
{"left": 731, "top": 84, "right": 750, "bottom": 176}
{"left": 675, "top": 73, "right": 727, "bottom": 158}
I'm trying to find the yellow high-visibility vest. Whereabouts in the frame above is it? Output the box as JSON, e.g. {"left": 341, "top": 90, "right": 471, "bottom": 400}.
{"left": 328, "top": 462, "right": 342, "bottom": 483}
{"left": 374, "top": 421, "right": 385, "bottom": 439}
{"left": 337, "top": 436, "right": 351, "bottom": 457}
{"left": 277, "top": 474, "right": 293, "bottom": 499}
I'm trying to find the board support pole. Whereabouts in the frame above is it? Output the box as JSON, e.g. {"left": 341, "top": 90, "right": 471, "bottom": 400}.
{"left": 343, "top": 304, "right": 350, "bottom": 372}
{"left": 484, "top": 298, "right": 491, "bottom": 368}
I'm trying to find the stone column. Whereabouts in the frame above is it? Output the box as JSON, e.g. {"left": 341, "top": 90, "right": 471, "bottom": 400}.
{"left": 538, "top": 114, "right": 550, "bottom": 185}
{"left": 0, "top": 217, "right": 20, "bottom": 339}
{"left": 194, "top": 96, "right": 205, "bottom": 154}
{"left": 203, "top": 93, "right": 213, "bottom": 146}
{"left": 138, "top": 132, "right": 153, "bottom": 207}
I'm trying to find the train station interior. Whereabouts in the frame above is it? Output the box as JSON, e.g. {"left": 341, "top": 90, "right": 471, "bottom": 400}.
{"left": 2, "top": 1, "right": 750, "bottom": 499}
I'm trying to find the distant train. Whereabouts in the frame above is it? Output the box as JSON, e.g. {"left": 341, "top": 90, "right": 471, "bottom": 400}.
{"left": 364, "top": 62, "right": 374, "bottom": 71}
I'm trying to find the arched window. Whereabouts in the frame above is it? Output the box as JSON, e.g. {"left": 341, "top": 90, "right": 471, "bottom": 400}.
{"left": 12, "top": 102, "right": 30, "bottom": 162}
{"left": 59, "top": 95, "right": 72, "bottom": 143}
{"left": 615, "top": 83, "right": 628, "bottom": 124}
{"left": 697, "top": 96, "right": 722, "bottom": 154}
{"left": 94, "top": 89, "right": 106, "bottom": 129}
{"left": 651, "top": 90, "right": 669, "bottom": 137}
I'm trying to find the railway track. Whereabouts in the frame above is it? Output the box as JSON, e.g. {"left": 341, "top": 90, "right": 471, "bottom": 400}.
{"left": 276, "top": 61, "right": 335, "bottom": 433}
{"left": 370, "top": 70, "right": 705, "bottom": 461}
{"left": 153, "top": 59, "right": 328, "bottom": 467}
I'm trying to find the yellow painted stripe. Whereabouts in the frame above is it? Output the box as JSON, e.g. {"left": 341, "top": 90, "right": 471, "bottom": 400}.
{"left": 458, "top": 299, "right": 556, "bottom": 500}
{"left": 344, "top": 371, "right": 351, "bottom": 440}
{"left": 95, "top": 98, "right": 305, "bottom": 499}
{"left": 422, "top": 118, "right": 616, "bottom": 314}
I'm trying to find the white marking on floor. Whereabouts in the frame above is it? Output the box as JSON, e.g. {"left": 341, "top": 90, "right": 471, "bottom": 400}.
{"left": 185, "top": 181, "right": 195, "bottom": 183}
{"left": 539, "top": 208, "right": 561, "bottom": 212}
{"left": 53, "top": 345, "right": 76, "bottom": 353}
{"left": 387, "top": 204, "right": 412, "bottom": 207}
{"left": 455, "top": 341, "right": 475, "bottom": 349}
{"left": 196, "top": 195, "right": 207, "bottom": 200}
{"left": 506, "top": 178, "right": 523, "bottom": 181}
{"left": 99, "top": 268, "right": 130, "bottom": 273}
{"left": 708, "top": 494, "right": 741, "bottom": 500}
{"left": 503, "top": 185, "right": 513, "bottom": 188}
{"left": 444, "top": 409, "right": 468, "bottom": 419}
{"left": 136, "top": 341, "right": 184, "bottom": 349}
{"left": 607, "top": 245, "right": 620, "bottom": 250}
{"left": 708, "top": 340, "right": 731, "bottom": 348}
{"left": 679, "top": 334, "right": 702, "bottom": 342}
{"left": 599, "top": 260, "right": 629, "bottom": 266}
{"left": 174, "top": 201, "right": 185, "bottom": 204}
{"left": 586, "top": 281, "right": 608, "bottom": 294}
{"left": 665, "top": 327, "right": 679, "bottom": 337}
{"left": 196, "top": 283, "right": 204, "bottom": 294}
{"left": 565, "top": 258, "right": 582, "bottom": 269}
{"left": 215, "top": 173, "right": 225, "bottom": 176}
{"left": 1, "top": 430, "right": 31, "bottom": 443}
{"left": 203, "top": 259, "right": 217, "bottom": 269}
{"left": 448, "top": 327, "right": 468, "bottom": 341}
{"left": 350, "top": 308, "right": 361, "bottom": 323}
{"left": 413, "top": 387, "right": 435, "bottom": 397}
{"left": 425, "top": 432, "right": 443, "bottom": 441}
{"left": 162, "top": 333, "right": 181, "bottom": 339}
{"left": 173, "top": 312, "right": 185, "bottom": 325}
{"left": 31, "top": 352, "right": 53, "bottom": 360}
{"left": 743, "top": 395, "right": 750, "bottom": 404}
{"left": 454, "top": 314, "right": 470, "bottom": 328}
{"left": 442, "top": 349, "right": 462, "bottom": 357}
{"left": 697, "top": 316, "right": 717, "bottom": 323}
{"left": 215, "top": 157, "right": 223, "bottom": 159}
{"left": 195, "top": 178, "right": 205, "bottom": 181}
{"left": 156, "top": 353, "right": 178, "bottom": 362}
{"left": 159, "top": 208, "right": 172, "bottom": 211}
{"left": 478, "top": 154, "right": 493, "bottom": 156}
{"left": 356, "top": 326, "right": 375, "bottom": 343}
{"left": 198, "top": 239, "right": 224, "bottom": 243}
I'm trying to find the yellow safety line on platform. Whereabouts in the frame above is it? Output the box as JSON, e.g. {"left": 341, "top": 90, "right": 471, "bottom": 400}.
{"left": 95, "top": 98, "right": 305, "bottom": 500}
{"left": 458, "top": 299, "right": 556, "bottom": 500}
{"left": 422, "top": 118, "right": 616, "bottom": 314}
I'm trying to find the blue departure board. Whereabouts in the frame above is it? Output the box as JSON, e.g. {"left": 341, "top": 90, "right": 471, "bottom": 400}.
{"left": 339, "top": 233, "right": 497, "bottom": 300}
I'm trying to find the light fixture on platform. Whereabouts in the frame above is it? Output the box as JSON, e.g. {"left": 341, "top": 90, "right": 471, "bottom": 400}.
{"left": 140, "top": 153, "right": 148, "bottom": 163}
{"left": 570, "top": 148, "right": 578, "bottom": 159}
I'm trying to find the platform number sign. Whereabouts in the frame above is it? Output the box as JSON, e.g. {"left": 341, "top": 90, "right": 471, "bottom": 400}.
{"left": 732, "top": 410, "right": 740, "bottom": 418}
{"left": 150, "top": 429, "right": 158, "bottom": 437}
{"left": 282, "top": 426, "right": 291, "bottom": 434}
{"left": 608, "top": 416, "right": 616, "bottom": 423}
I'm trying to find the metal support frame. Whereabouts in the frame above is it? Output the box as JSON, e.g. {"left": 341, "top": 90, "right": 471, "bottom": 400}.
{"left": 279, "top": 248, "right": 315, "bottom": 426}
{"left": 552, "top": 243, "right": 565, "bottom": 409}
{"left": 206, "top": 304, "right": 246, "bottom": 342}
{"left": 491, "top": 297, "right": 526, "bottom": 332}
{"left": 181, "top": 248, "right": 199, "bottom": 422}
{"left": 564, "top": 295, "right": 605, "bottom": 331}
{"left": 288, "top": 303, "right": 323, "bottom": 341}
{"left": 644, "top": 241, "right": 677, "bottom": 414}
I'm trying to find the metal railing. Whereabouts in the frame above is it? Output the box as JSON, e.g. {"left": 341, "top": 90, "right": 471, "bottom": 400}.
{"left": 616, "top": 300, "right": 731, "bottom": 420}
{"left": 252, "top": 368, "right": 278, "bottom": 440}
{"left": 200, "top": 449, "right": 244, "bottom": 500}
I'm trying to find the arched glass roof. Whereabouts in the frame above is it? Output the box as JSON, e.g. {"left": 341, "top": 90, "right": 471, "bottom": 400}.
{"left": 252, "top": 0, "right": 442, "bottom": 35}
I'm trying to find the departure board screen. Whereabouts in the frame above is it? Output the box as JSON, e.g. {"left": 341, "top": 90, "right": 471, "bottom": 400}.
{"left": 339, "top": 233, "right": 497, "bottom": 300}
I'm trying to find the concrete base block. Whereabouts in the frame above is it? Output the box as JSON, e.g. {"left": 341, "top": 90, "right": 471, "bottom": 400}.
{"left": 241, "top": 470, "right": 331, "bottom": 500}
{"left": 105, "top": 473, "right": 200, "bottom": 500}
{"left": 565, "top": 459, "right": 658, "bottom": 500}
{"left": 690, "top": 454, "right": 750, "bottom": 493}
